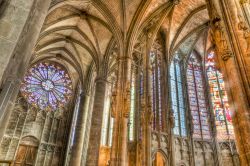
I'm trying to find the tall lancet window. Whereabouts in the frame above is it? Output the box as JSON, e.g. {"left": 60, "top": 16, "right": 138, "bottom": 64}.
{"left": 129, "top": 65, "right": 136, "bottom": 141}
{"left": 186, "top": 52, "right": 211, "bottom": 139}
{"left": 101, "top": 84, "right": 114, "bottom": 147}
{"left": 150, "top": 50, "right": 163, "bottom": 131}
{"left": 206, "top": 51, "right": 234, "bottom": 140}
{"left": 170, "top": 57, "right": 186, "bottom": 136}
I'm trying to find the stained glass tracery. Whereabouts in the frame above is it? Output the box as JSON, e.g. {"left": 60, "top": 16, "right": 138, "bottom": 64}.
{"left": 170, "top": 58, "right": 186, "bottom": 137}
{"left": 206, "top": 51, "right": 234, "bottom": 140}
{"left": 21, "top": 62, "right": 72, "bottom": 110}
{"left": 129, "top": 66, "right": 136, "bottom": 141}
{"left": 151, "top": 51, "right": 163, "bottom": 131}
{"left": 187, "top": 53, "right": 211, "bottom": 139}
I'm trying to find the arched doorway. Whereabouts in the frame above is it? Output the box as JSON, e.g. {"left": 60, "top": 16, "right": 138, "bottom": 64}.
{"left": 14, "top": 136, "right": 39, "bottom": 166}
{"left": 153, "top": 152, "right": 166, "bottom": 166}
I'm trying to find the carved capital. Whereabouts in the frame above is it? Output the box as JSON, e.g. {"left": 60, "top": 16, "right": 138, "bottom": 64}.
{"left": 111, "top": 90, "right": 117, "bottom": 118}
{"left": 240, "top": 0, "right": 249, "bottom": 4}
{"left": 221, "top": 50, "right": 233, "bottom": 61}
{"left": 123, "top": 83, "right": 131, "bottom": 118}
{"left": 123, "top": 111, "right": 129, "bottom": 118}
{"left": 95, "top": 76, "right": 107, "bottom": 83}
{"left": 172, "top": 0, "right": 181, "bottom": 5}
{"left": 169, "top": 109, "right": 175, "bottom": 129}
{"left": 212, "top": 20, "right": 233, "bottom": 61}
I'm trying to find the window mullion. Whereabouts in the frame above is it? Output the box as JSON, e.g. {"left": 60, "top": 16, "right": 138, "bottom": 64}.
{"left": 174, "top": 61, "right": 181, "bottom": 136}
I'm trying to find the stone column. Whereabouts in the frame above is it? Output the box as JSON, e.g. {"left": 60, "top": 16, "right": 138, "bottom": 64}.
{"left": 0, "top": 0, "right": 51, "bottom": 140}
{"left": 146, "top": 35, "right": 153, "bottom": 166}
{"left": 69, "top": 92, "right": 90, "bottom": 166}
{"left": 86, "top": 78, "right": 107, "bottom": 166}
{"left": 239, "top": 0, "right": 250, "bottom": 25}
{"left": 110, "top": 56, "right": 131, "bottom": 166}
{"left": 216, "top": 0, "right": 250, "bottom": 102}
{"left": 210, "top": 15, "right": 250, "bottom": 165}
{"left": 0, "top": 0, "right": 10, "bottom": 17}
{"left": 220, "top": 54, "right": 250, "bottom": 165}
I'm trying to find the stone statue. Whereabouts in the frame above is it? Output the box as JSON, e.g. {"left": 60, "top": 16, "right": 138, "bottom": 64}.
{"left": 238, "top": 16, "right": 250, "bottom": 56}
{"left": 212, "top": 19, "right": 232, "bottom": 61}
{"left": 169, "top": 109, "right": 175, "bottom": 129}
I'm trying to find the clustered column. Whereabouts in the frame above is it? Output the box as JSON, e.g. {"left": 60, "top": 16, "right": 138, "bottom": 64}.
{"left": 86, "top": 77, "right": 107, "bottom": 166}
{"left": 210, "top": 9, "right": 250, "bottom": 164}
{"left": 69, "top": 91, "right": 91, "bottom": 166}
{"left": 0, "top": 0, "right": 52, "bottom": 141}
{"left": 110, "top": 56, "right": 131, "bottom": 166}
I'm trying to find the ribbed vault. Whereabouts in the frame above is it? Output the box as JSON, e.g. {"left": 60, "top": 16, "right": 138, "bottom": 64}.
{"left": 32, "top": 0, "right": 211, "bottom": 83}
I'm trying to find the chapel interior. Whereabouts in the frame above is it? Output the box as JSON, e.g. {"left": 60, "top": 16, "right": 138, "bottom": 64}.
{"left": 0, "top": 0, "right": 250, "bottom": 166}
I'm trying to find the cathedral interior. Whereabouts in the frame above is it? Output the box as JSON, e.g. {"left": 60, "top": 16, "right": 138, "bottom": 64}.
{"left": 0, "top": 0, "right": 250, "bottom": 165}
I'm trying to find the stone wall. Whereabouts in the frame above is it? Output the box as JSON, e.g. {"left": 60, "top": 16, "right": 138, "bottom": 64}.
{"left": 174, "top": 137, "right": 191, "bottom": 166}
{"left": 173, "top": 137, "right": 239, "bottom": 166}
{"left": 0, "top": 96, "right": 72, "bottom": 166}
{"left": 0, "top": 0, "right": 35, "bottom": 83}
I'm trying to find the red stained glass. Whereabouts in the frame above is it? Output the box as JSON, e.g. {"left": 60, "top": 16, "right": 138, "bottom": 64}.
{"left": 206, "top": 51, "right": 234, "bottom": 140}
{"left": 187, "top": 53, "right": 211, "bottom": 139}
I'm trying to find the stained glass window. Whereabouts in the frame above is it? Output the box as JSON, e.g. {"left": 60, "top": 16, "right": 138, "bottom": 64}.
{"left": 151, "top": 51, "right": 163, "bottom": 131}
{"left": 206, "top": 51, "right": 234, "bottom": 140}
{"left": 20, "top": 62, "right": 72, "bottom": 111}
{"left": 187, "top": 53, "right": 211, "bottom": 139}
{"left": 170, "top": 58, "right": 186, "bottom": 136}
{"left": 129, "top": 66, "right": 136, "bottom": 141}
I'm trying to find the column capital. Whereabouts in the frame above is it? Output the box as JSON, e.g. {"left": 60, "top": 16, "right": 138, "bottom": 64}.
{"left": 221, "top": 50, "right": 233, "bottom": 61}
{"left": 212, "top": 20, "right": 233, "bottom": 61}
{"left": 172, "top": 0, "right": 181, "bottom": 5}
{"left": 117, "top": 56, "right": 132, "bottom": 62}
{"left": 95, "top": 76, "right": 108, "bottom": 83}
{"left": 80, "top": 91, "right": 89, "bottom": 97}
{"left": 169, "top": 109, "right": 175, "bottom": 129}
{"left": 240, "top": 0, "right": 249, "bottom": 5}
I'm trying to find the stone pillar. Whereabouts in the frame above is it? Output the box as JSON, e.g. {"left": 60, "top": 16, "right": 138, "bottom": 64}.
{"left": 221, "top": 55, "right": 250, "bottom": 165}
{"left": 136, "top": 32, "right": 153, "bottom": 166}
{"left": 210, "top": 15, "right": 250, "bottom": 165}
{"left": 0, "top": 0, "right": 51, "bottom": 83}
{"left": 110, "top": 56, "right": 131, "bottom": 166}
{"left": 0, "top": 0, "right": 10, "bottom": 17}
{"left": 0, "top": 0, "right": 51, "bottom": 140}
{"left": 69, "top": 92, "right": 90, "bottom": 166}
{"left": 216, "top": 0, "right": 250, "bottom": 102}
{"left": 86, "top": 78, "right": 107, "bottom": 166}
{"left": 239, "top": 0, "right": 250, "bottom": 25}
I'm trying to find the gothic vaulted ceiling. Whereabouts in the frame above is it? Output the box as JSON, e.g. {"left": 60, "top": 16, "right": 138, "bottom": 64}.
{"left": 32, "top": 0, "right": 210, "bottom": 83}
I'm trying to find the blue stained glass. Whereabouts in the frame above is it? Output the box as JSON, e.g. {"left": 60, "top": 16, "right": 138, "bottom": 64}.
{"left": 21, "top": 62, "right": 72, "bottom": 111}
{"left": 151, "top": 51, "right": 163, "bottom": 131}
{"left": 170, "top": 59, "right": 186, "bottom": 137}
{"left": 187, "top": 53, "right": 211, "bottom": 139}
